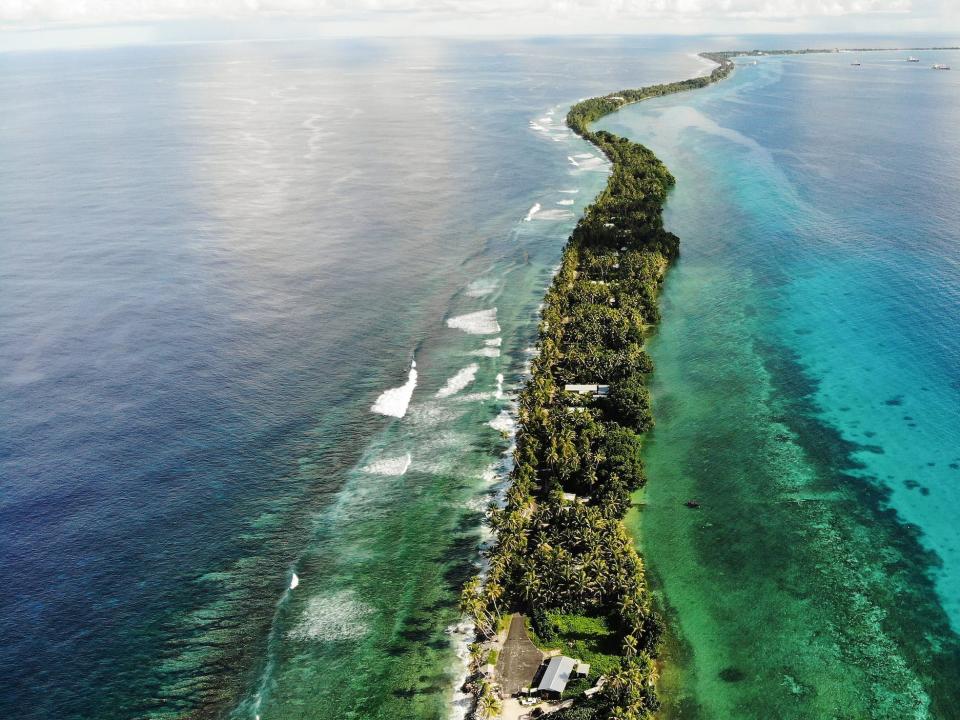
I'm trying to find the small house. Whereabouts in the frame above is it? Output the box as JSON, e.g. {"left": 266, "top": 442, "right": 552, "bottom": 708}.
{"left": 537, "top": 656, "right": 576, "bottom": 698}
{"left": 564, "top": 384, "right": 610, "bottom": 398}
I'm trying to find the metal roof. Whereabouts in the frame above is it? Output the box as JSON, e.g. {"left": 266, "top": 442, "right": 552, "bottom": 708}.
{"left": 564, "top": 384, "right": 610, "bottom": 396}
{"left": 538, "top": 656, "right": 575, "bottom": 694}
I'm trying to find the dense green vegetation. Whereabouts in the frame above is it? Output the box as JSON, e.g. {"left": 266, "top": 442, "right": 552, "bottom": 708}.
{"left": 460, "top": 54, "right": 735, "bottom": 720}
{"left": 529, "top": 612, "right": 621, "bottom": 680}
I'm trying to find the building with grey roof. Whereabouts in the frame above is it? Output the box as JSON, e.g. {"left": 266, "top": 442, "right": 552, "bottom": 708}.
{"left": 537, "top": 656, "right": 576, "bottom": 697}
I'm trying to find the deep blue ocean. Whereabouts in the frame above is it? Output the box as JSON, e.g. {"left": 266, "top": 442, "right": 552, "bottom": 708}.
{"left": 3, "top": 35, "right": 960, "bottom": 720}
{"left": 0, "top": 37, "right": 704, "bottom": 719}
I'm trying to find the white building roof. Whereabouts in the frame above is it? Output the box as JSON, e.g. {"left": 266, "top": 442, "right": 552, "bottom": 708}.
{"left": 538, "top": 656, "right": 576, "bottom": 694}
{"left": 564, "top": 384, "right": 610, "bottom": 397}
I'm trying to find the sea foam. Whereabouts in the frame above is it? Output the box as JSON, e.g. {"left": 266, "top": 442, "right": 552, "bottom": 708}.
{"left": 447, "top": 309, "right": 500, "bottom": 335}
{"left": 524, "top": 203, "right": 541, "bottom": 221}
{"left": 436, "top": 364, "right": 479, "bottom": 398}
{"left": 489, "top": 410, "right": 516, "bottom": 434}
{"left": 371, "top": 361, "right": 417, "bottom": 418}
{"left": 533, "top": 209, "right": 576, "bottom": 221}
{"left": 466, "top": 278, "right": 498, "bottom": 297}
{"left": 577, "top": 156, "right": 609, "bottom": 171}
{"left": 362, "top": 452, "right": 412, "bottom": 476}
{"left": 556, "top": 199, "right": 575, "bottom": 206}
{"left": 287, "top": 590, "right": 373, "bottom": 642}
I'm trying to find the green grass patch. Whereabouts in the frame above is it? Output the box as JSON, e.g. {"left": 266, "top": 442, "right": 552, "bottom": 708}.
{"left": 529, "top": 612, "right": 622, "bottom": 682}
{"left": 487, "top": 648, "right": 500, "bottom": 666}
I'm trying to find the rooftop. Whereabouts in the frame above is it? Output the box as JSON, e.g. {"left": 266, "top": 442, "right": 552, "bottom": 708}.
{"left": 564, "top": 384, "right": 610, "bottom": 397}
{"left": 538, "top": 655, "right": 576, "bottom": 695}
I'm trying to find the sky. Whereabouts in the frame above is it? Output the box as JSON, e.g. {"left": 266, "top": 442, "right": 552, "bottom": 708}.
{"left": 0, "top": 0, "right": 958, "bottom": 50}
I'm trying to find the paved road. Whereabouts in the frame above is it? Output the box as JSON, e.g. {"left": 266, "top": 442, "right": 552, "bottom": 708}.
{"left": 496, "top": 614, "right": 544, "bottom": 698}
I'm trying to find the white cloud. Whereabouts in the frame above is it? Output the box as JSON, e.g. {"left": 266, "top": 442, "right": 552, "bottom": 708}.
{"left": 0, "top": 0, "right": 931, "bottom": 24}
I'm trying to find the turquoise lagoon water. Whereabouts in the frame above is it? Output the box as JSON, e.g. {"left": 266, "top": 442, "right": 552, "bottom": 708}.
{"left": 600, "top": 49, "right": 960, "bottom": 718}
{"left": 0, "top": 38, "right": 708, "bottom": 720}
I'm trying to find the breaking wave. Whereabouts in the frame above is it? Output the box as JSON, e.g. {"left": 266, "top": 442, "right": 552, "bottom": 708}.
{"left": 371, "top": 360, "right": 417, "bottom": 418}
{"left": 362, "top": 452, "right": 413, "bottom": 476}
{"left": 447, "top": 309, "right": 500, "bottom": 335}
{"left": 436, "top": 364, "right": 480, "bottom": 398}
{"left": 287, "top": 590, "right": 374, "bottom": 642}
{"left": 488, "top": 410, "right": 516, "bottom": 434}
{"left": 524, "top": 203, "right": 541, "bottom": 221}
{"left": 532, "top": 209, "right": 576, "bottom": 221}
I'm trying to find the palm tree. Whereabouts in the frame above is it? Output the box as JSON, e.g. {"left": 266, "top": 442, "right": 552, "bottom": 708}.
{"left": 468, "top": 643, "right": 486, "bottom": 671}
{"left": 485, "top": 581, "right": 504, "bottom": 623}
{"left": 461, "top": 577, "right": 496, "bottom": 640}
{"left": 478, "top": 689, "right": 502, "bottom": 719}
{"left": 557, "top": 426, "right": 579, "bottom": 479}
{"left": 520, "top": 567, "right": 541, "bottom": 605}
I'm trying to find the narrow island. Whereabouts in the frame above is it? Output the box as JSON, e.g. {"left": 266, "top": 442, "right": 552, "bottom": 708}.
{"left": 459, "top": 45, "right": 957, "bottom": 720}
{"left": 458, "top": 52, "right": 734, "bottom": 720}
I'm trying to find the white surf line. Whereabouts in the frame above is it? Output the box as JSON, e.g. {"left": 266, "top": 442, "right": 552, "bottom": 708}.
{"left": 361, "top": 452, "right": 413, "bottom": 476}
{"left": 524, "top": 203, "right": 541, "bottom": 221}
{"left": 531, "top": 208, "right": 575, "bottom": 221}
{"left": 370, "top": 360, "right": 417, "bottom": 418}
{"left": 489, "top": 410, "right": 515, "bottom": 434}
{"left": 447, "top": 309, "right": 500, "bottom": 335}
{"left": 436, "top": 364, "right": 480, "bottom": 398}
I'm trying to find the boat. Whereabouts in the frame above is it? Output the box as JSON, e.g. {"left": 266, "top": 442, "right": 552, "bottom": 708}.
{"left": 851, "top": 60, "right": 861, "bottom": 66}
{"left": 907, "top": 56, "right": 920, "bottom": 62}
{"left": 933, "top": 64, "right": 951, "bottom": 70}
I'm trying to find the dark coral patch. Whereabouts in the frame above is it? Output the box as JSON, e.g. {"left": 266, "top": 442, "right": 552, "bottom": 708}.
{"left": 719, "top": 667, "right": 746, "bottom": 683}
